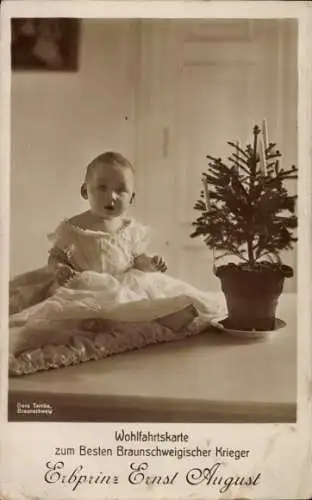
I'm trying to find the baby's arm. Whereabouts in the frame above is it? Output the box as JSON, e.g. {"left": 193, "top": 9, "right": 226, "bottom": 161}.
{"left": 48, "top": 247, "right": 80, "bottom": 286}
{"left": 131, "top": 221, "right": 167, "bottom": 273}
{"left": 133, "top": 253, "right": 167, "bottom": 273}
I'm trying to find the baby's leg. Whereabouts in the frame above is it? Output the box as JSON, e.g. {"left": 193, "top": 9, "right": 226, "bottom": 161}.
{"left": 79, "top": 305, "right": 198, "bottom": 333}
{"left": 155, "top": 304, "right": 199, "bottom": 332}
{"left": 77, "top": 304, "right": 199, "bottom": 334}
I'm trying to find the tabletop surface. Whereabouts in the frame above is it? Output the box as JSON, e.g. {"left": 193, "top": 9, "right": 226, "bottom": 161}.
{"left": 9, "top": 293, "right": 297, "bottom": 413}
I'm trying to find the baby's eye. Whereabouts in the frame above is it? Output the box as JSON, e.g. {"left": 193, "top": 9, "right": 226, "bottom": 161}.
{"left": 98, "top": 185, "right": 107, "bottom": 191}
{"left": 116, "top": 186, "right": 127, "bottom": 194}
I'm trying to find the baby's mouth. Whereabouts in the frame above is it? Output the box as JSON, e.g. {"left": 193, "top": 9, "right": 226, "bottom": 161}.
{"left": 105, "top": 204, "right": 115, "bottom": 211}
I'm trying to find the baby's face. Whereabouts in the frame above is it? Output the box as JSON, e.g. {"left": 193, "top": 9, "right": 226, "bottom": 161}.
{"left": 86, "top": 162, "right": 134, "bottom": 219}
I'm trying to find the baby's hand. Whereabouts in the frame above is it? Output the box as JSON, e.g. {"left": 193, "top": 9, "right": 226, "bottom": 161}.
{"left": 54, "top": 264, "right": 78, "bottom": 286}
{"left": 151, "top": 255, "right": 167, "bottom": 273}
{"left": 133, "top": 254, "right": 167, "bottom": 273}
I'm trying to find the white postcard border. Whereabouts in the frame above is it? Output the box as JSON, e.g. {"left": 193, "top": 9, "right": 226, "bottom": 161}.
{"left": 1, "top": 2, "right": 312, "bottom": 500}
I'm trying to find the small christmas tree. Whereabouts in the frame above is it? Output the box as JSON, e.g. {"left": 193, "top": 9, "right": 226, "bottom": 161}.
{"left": 191, "top": 124, "right": 298, "bottom": 272}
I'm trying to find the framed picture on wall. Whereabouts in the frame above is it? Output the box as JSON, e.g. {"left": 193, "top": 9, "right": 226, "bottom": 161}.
{"left": 11, "top": 18, "right": 80, "bottom": 71}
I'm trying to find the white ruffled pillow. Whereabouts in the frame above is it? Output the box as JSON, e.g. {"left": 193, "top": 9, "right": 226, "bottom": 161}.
{"left": 9, "top": 316, "right": 210, "bottom": 377}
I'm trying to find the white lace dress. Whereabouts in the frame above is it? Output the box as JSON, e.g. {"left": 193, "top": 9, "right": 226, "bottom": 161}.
{"left": 10, "top": 218, "right": 222, "bottom": 353}
{"left": 9, "top": 219, "right": 224, "bottom": 376}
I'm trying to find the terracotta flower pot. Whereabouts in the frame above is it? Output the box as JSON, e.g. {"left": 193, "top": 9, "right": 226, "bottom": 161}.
{"left": 216, "top": 263, "right": 293, "bottom": 331}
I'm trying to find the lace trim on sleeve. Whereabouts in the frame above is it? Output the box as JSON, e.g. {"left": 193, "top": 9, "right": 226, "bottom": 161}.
{"left": 47, "top": 220, "right": 81, "bottom": 270}
{"left": 47, "top": 220, "right": 69, "bottom": 244}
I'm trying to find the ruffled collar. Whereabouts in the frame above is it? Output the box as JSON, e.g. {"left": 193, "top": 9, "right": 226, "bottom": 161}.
{"left": 62, "top": 217, "right": 133, "bottom": 238}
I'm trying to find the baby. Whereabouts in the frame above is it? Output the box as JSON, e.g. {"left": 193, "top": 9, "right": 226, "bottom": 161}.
{"left": 12, "top": 152, "right": 221, "bottom": 336}
{"left": 49, "top": 152, "right": 167, "bottom": 287}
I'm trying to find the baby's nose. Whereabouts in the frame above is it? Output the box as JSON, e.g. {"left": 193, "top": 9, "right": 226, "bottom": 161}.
{"left": 105, "top": 191, "right": 118, "bottom": 204}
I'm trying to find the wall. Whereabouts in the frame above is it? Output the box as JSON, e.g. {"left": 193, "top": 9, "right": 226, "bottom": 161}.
{"left": 10, "top": 20, "right": 139, "bottom": 276}
{"left": 135, "top": 20, "right": 298, "bottom": 292}
{"left": 10, "top": 20, "right": 298, "bottom": 294}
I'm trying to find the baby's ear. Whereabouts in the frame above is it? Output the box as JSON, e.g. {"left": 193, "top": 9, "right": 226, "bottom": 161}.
{"left": 81, "top": 184, "right": 88, "bottom": 200}
{"left": 130, "top": 192, "right": 136, "bottom": 204}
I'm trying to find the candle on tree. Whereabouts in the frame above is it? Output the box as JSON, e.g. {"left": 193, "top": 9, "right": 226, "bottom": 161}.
{"left": 262, "top": 119, "right": 269, "bottom": 152}
{"left": 259, "top": 136, "right": 267, "bottom": 175}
